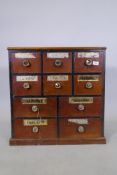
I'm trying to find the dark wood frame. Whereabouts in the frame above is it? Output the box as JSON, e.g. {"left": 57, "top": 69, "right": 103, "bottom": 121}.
{"left": 8, "top": 47, "right": 106, "bottom": 145}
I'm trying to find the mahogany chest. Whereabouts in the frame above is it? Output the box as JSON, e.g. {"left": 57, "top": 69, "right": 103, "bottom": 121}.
{"left": 8, "top": 47, "right": 106, "bottom": 145}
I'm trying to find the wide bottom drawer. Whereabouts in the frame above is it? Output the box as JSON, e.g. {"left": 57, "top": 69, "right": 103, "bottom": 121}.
{"left": 13, "top": 119, "right": 57, "bottom": 139}
{"left": 59, "top": 118, "right": 102, "bottom": 139}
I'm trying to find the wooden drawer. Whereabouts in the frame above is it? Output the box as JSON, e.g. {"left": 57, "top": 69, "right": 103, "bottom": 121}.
{"left": 74, "top": 74, "right": 103, "bottom": 95}
{"left": 10, "top": 52, "right": 41, "bottom": 73}
{"left": 43, "top": 52, "right": 72, "bottom": 73}
{"left": 13, "top": 97, "right": 57, "bottom": 118}
{"left": 59, "top": 118, "right": 102, "bottom": 139}
{"left": 43, "top": 75, "right": 72, "bottom": 95}
{"left": 59, "top": 96, "right": 102, "bottom": 117}
{"left": 13, "top": 119, "right": 57, "bottom": 139}
{"left": 74, "top": 52, "right": 104, "bottom": 73}
{"left": 12, "top": 75, "right": 41, "bottom": 96}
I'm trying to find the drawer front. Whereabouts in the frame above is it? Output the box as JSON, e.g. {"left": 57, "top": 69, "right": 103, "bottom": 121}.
{"left": 43, "top": 75, "right": 72, "bottom": 95}
{"left": 13, "top": 97, "right": 57, "bottom": 118}
{"left": 74, "top": 52, "right": 104, "bottom": 73}
{"left": 13, "top": 119, "right": 57, "bottom": 139}
{"left": 10, "top": 52, "right": 41, "bottom": 73}
{"left": 12, "top": 75, "right": 41, "bottom": 96}
{"left": 59, "top": 96, "right": 102, "bottom": 117}
{"left": 74, "top": 75, "right": 103, "bottom": 95}
{"left": 43, "top": 52, "right": 72, "bottom": 73}
{"left": 59, "top": 118, "right": 102, "bottom": 139}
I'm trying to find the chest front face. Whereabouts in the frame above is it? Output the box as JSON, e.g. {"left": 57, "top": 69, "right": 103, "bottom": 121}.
{"left": 8, "top": 47, "right": 106, "bottom": 145}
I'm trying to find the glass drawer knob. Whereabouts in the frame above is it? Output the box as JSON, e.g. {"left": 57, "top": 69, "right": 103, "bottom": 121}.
{"left": 85, "top": 59, "right": 93, "bottom": 66}
{"left": 78, "top": 104, "right": 85, "bottom": 111}
{"left": 77, "top": 126, "right": 85, "bottom": 133}
{"left": 54, "top": 59, "right": 63, "bottom": 67}
{"left": 85, "top": 82, "right": 93, "bottom": 89}
{"left": 32, "top": 105, "right": 39, "bottom": 112}
{"left": 23, "top": 82, "right": 30, "bottom": 89}
{"left": 55, "top": 82, "right": 61, "bottom": 89}
{"left": 22, "top": 59, "right": 30, "bottom": 67}
{"left": 32, "top": 126, "right": 39, "bottom": 133}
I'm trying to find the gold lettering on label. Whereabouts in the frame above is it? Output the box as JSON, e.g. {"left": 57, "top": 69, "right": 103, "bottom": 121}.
{"left": 21, "top": 98, "right": 47, "bottom": 104}
{"left": 23, "top": 119, "right": 48, "bottom": 126}
{"left": 69, "top": 97, "right": 93, "bottom": 104}
{"left": 78, "top": 75, "right": 99, "bottom": 81}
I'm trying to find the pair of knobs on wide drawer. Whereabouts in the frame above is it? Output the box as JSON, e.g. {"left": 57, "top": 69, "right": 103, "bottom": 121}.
{"left": 32, "top": 104, "right": 85, "bottom": 112}
{"left": 32, "top": 126, "right": 85, "bottom": 133}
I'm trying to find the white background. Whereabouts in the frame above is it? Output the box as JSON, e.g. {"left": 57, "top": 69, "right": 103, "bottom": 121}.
{"left": 0, "top": 0, "right": 117, "bottom": 174}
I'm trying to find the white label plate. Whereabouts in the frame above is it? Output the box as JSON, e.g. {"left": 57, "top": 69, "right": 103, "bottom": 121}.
{"left": 16, "top": 76, "right": 38, "bottom": 82}
{"left": 47, "top": 75, "right": 68, "bottom": 81}
{"left": 93, "top": 61, "right": 99, "bottom": 65}
{"left": 47, "top": 52, "right": 69, "bottom": 58}
{"left": 68, "top": 119, "right": 88, "bottom": 124}
{"left": 78, "top": 52, "right": 99, "bottom": 58}
{"left": 15, "top": 53, "right": 36, "bottom": 59}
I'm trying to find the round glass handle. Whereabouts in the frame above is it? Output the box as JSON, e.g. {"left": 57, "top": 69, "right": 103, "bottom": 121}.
{"left": 54, "top": 59, "right": 63, "bottom": 67}
{"left": 77, "top": 104, "right": 85, "bottom": 111}
{"left": 32, "top": 126, "right": 39, "bottom": 133}
{"left": 85, "top": 82, "right": 93, "bottom": 89}
{"left": 85, "top": 59, "right": 93, "bottom": 66}
{"left": 32, "top": 105, "right": 39, "bottom": 112}
{"left": 23, "top": 82, "right": 30, "bottom": 89}
{"left": 55, "top": 82, "right": 61, "bottom": 89}
{"left": 22, "top": 59, "right": 30, "bottom": 67}
{"left": 77, "top": 126, "right": 85, "bottom": 133}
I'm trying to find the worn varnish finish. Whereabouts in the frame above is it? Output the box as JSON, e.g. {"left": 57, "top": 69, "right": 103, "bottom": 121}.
{"left": 8, "top": 47, "right": 106, "bottom": 145}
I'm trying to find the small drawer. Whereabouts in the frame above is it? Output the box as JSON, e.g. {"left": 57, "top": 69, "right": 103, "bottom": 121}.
{"left": 13, "top": 119, "right": 57, "bottom": 139}
{"left": 43, "top": 52, "right": 72, "bottom": 73}
{"left": 74, "top": 52, "right": 104, "bottom": 73}
{"left": 59, "top": 96, "right": 102, "bottom": 117}
{"left": 74, "top": 74, "right": 103, "bottom": 95}
{"left": 12, "top": 75, "right": 41, "bottom": 96}
{"left": 10, "top": 52, "right": 41, "bottom": 73}
{"left": 59, "top": 118, "right": 102, "bottom": 139}
{"left": 13, "top": 97, "right": 57, "bottom": 118}
{"left": 43, "top": 75, "right": 72, "bottom": 95}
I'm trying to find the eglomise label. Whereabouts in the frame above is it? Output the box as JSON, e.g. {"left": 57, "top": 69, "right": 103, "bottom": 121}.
{"left": 16, "top": 76, "right": 38, "bottom": 82}
{"left": 15, "top": 52, "right": 36, "bottom": 59}
{"left": 78, "top": 75, "right": 99, "bottom": 81}
{"left": 69, "top": 97, "right": 93, "bottom": 104}
{"left": 47, "top": 52, "right": 69, "bottom": 58}
{"left": 23, "top": 119, "right": 48, "bottom": 126}
{"left": 47, "top": 75, "right": 69, "bottom": 81}
{"left": 21, "top": 98, "right": 47, "bottom": 104}
{"left": 68, "top": 119, "right": 88, "bottom": 125}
